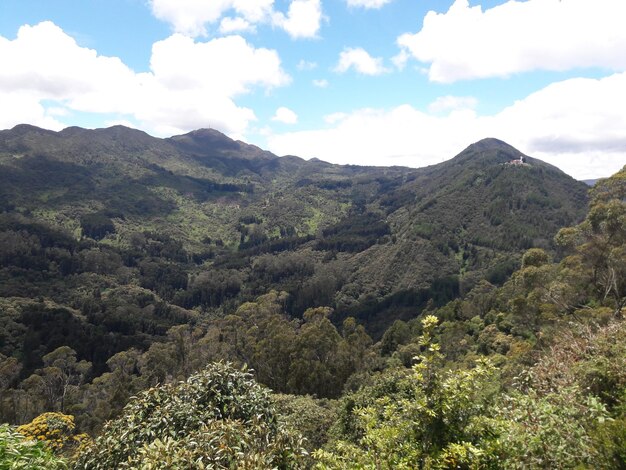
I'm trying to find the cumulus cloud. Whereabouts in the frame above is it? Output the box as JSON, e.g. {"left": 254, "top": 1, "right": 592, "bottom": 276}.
{"left": 335, "top": 47, "right": 388, "bottom": 75}
{"left": 0, "top": 91, "right": 65, "bottom": 131}
{"left": 312, "top": 78, "right": 329, "bottom": 88}
{"left": 268, "top": 72, "right": 626, "bottom": 179}
{"left": 324, "top": 112, "right": 347, "bottom": 124}
{"left": 428, "top": 95, "right": 477, "bottom": 114}
{"left": 0, "top": 21, "right": 290, "bottom": 138}
{"left": 149, "top": 0, "right": 273, "bottom": 36}
{"left": 272, "top": 107, "right": 298, "bottom": 124}
{"left": 346, "top": 0, "right": 392, "bottom": 9}
{"left": 149, "top": 0, "right": 321, "bottom": 39}
{"left": 219, "top": 17, "right": 255, "bottom": 34}
{"left": 397, "top": 0, "right": 626, "bottom": 83}
{"left": 0, "top": 22, "right": 139, "bottom": 115}
{"left": 149, "top": 34, "right": 288, "bottom": 97}
{"left": 272, "top": 0, "right": 323, "bottom": 39}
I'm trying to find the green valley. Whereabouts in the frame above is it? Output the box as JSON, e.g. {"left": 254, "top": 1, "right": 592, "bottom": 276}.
{"left": 1, "top": 124, "right": 624, "bottom": 469}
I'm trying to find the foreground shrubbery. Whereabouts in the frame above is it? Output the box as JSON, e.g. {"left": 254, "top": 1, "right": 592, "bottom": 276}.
{"left": 16, "top": 412, "right": 88, "bottom": 456}
{"left": 316, "top": 316, "right": 501, "bottom": 469}
{"left": 3, "top": 319, "right": 626, "bottom": 469}
{"left": 315, "top": 316, "right": 626, "bottom": 469}
{"left": 73, "top": 362, "right": 306, "bottom": 469}
{"left": 0, "top": 423, "right": 67, "bottom": 469}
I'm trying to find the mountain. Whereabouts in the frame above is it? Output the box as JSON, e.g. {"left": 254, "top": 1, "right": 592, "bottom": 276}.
{"left": 388, "top": 138, "right": 588, "bottom": 254}
{"left": 0, "top": 125, "right": 589, "bottom": 345}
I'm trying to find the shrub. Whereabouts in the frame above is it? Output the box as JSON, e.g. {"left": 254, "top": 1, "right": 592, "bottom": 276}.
{"left": 0, "top": 423, "right": 67, "bottom": 469}
{"left": 316, "top": 316, "right": 500, "bottom": 469}
{"left": 16, "top": 412, "right": 88, "bottom": 455}
{"left": 73, "top": 362, "right": 306, "bottom": 469}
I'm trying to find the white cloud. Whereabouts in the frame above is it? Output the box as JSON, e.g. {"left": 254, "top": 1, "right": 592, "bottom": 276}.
{"left": 256, "top": 125, "right": 273, "bottom": 137}
{"left": 149, "top": 0, "right": 321, "bottom": 39}
{"left": 0, "top": 91, "right": 65, "bottom": 131}
{"left": 0, "top": 22, "right": 139, "bottom": 114}
{"left": 312, "top": 78, "right": 329, "bottom": 88}
{"left": 149, "top": 34, "right": 289, "bottom": 97}
{"left": 297, "top": 59, "right": 317, "bottom": 71}
{"left": 272, "top": 107, "right": 298, "bottom": 124}
{"left": 272, "top": 0, "right": 323, "bottom": 39}
{"left": 391, "top": 49, "right": 409, "bottom": 70}
{"left": 324, "top": 112, "right": 347, "bottom": 124}
{"left": 150, "top": 0, "right": 236, "bottom": 37}
{"left": 268, "top": 72, "right": 626, "bottom": 179}
{"left": 346, "top": 0, "right": 392, "bottom": 9}
{"left": 428, "top": 95, "right": 477, "bottom": 114}
{"left": 46, "top": 107, "right": 71, "bottom": 117}
{"left": 0, "top": 22, "right": 290, "bottom": 138}
{"left": 232, "top": 0, "right": 275, "bottom": 23}
{"left": 335, "top": 47, "right": 388, "bottom": 75}
{"left": 398, "top": 0, "right": 626, "bottom": 83}
{"left": 219, "top": 17, "right": 255, "bottom": 34}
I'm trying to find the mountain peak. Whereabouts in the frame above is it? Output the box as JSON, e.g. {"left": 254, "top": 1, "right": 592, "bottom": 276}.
{"left": 464, "top": 137, "right": 522, "bottom": 155}
{"left": 445, "top": 138, "right": 529, "bottom": 168}
{"left": 187, "top": 128, "right": 228, "bottom": 138}
{"left": 178, "top": 128, "right": 235, "bottom": 144}
{"left": 7, "top": 124, "right": 57, "bottom": 137}
{"left": 96, "top": 124, "right": 147, "bottom": 134}
{"left": 168, "top": 128, "right": 276, "bottom": 161}
{"left": 168, "top": 128, "right": 240, "bottom": 153}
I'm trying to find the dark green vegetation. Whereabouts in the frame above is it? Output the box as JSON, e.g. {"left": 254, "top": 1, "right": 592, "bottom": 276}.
{"left": 1, "top": 123, "right": 624, "bottom": 468}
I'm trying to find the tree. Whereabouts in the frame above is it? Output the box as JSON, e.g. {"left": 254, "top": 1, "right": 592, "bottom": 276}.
{"left": 80, "top": 349, "right": 144, "bottom": 432}
{"left": 556, "top": 166, "right": 626, "bottom": 316}
{"left": 288, "top": 307, "right": 347, "bottom": 398}
{"left": 0, "top": 353, "right": 21, "bottom": 390}
{"left": 29, "top": 346, "right": 91, "bottom": 412}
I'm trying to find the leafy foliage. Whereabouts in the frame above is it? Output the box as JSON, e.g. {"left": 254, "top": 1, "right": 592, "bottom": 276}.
{"left": 73, "top": 362, "right": 306, "bottom": 469}
{"left": 316, "top": 316, "right": 500, "bottom": 469}
{"left": 556, "top": 165, "right": 626, "bottom": 316}
{"left": 0, "top": 423, "right": 67, "bottom": 469}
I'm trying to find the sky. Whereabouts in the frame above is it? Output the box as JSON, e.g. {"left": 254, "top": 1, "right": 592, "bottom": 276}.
{"left": 1, "top": 0, "right": 625, "bottom": 180}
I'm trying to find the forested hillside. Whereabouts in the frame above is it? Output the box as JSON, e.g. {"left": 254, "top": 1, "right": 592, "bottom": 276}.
{"left": 2, "top": 124, "right": 622, "bottom": 469}
{"left": 0, "top": 125, "right": 587, "bottom": 340}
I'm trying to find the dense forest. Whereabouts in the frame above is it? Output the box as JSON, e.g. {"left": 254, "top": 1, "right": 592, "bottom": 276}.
{"left": 0, "top": 125, "right": 624, "bottom": 468}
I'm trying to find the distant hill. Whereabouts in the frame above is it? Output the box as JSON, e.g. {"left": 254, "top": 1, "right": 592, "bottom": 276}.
{"left": 0, "top": 125, "right": 589, "bottom": 338}
{"left": 582, "top": 179, "right": 598, "bottom": 186}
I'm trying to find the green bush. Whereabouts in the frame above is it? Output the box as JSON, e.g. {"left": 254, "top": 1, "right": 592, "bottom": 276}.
{"left": 493, "top": 387, "right": 609, "bottom": 469}
{"left": 0, "top": 424, "right": 67, "bottom": 470}
{"left": 316, "top": 316, "right": 500, "bottom": 469}
{"left": 73, "top": 362, "right": 306, "bottom": 469}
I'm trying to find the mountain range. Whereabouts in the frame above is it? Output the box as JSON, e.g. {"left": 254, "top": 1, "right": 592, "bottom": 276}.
{"left": 3, "top": 124, "right": 625, "bottom": 469}
{"left": 0, "top": 124, "right": 589, "bottom": 343}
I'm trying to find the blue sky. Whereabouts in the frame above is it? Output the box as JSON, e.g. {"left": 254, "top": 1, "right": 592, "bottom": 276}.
{"left": 1, "top": 0, "right": 625, "bottom": 179}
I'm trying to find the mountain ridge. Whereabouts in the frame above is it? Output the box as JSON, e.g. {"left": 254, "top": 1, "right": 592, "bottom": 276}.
{"left": 0, "top": 124, "right": 589, "bottom": 337}
{"left": 0, "top": 124, "right": 584, "bottom": 180}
